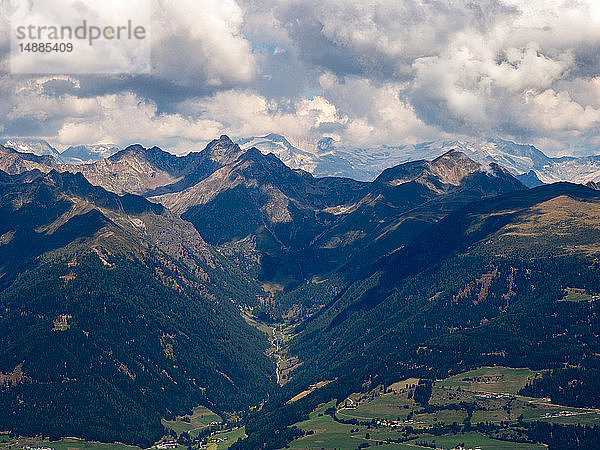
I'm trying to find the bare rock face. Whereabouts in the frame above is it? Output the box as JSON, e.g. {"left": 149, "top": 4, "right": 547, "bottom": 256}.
{"left": 0, "top": 138, "right": 63, "bottom": 161}
{"left": 202, "top": 135, "right": 246, "bottom": 165}
{"left": 426, "top": 150, "right": 482, "bottom": 186}
{"left": 58, "top": 137, "right": 247, "bottom": 197}
{"left": 66, "top": 146, "right": 183, "bottom": 195}
{"left": 0, "top": 145, "right": 59, "bottom": 174}
{"left": 375, "top": 149, "right": 506, "bottom": 192}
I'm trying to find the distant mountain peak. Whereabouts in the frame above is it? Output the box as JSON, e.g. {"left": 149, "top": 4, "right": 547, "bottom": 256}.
{"left": 0, "top": 143, "right": 59, "bottom": 174}
{"left": 262, "top": 133, "right": 288, "bottom": 142}
{"left": 0, "top": 138, "right": 62, "bottom": 161}
{"left": 433, "top": 149, "right": 478, "bottom": 163}
{"left": 375, "top": 150, "right": 493, "bottom": 189}
{"left": 61, "top": 144, "right": 119, "bottom": 164}
{"left": 107, "top": 144, "right": 177, "bottom": 166}
{"left": 427, "top": 150, "right": 482, "bottom": 186}
{"left": 108, "top": 144, "right": 146, "bottom": 161}
{"left": 123, "top": 143, "right": 146, "bottom": 153}
{"left": 516, "top": 170, "right": 545, "bottom": 188}
{"left": 203, "top": 135, "right": 245, "bottom": 164}
{"left": 41, "top": 169, "right": 90, "bottom": 190}
{"left": 240, "top": 146, "right": 264, "bottom": 159}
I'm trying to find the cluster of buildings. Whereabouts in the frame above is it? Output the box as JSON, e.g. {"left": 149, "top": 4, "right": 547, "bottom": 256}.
{"left": 474, "top": 392, "right": 512, "bottom": 399}
{"left": 154, "top": 441, "right": 177, "bottom": 449}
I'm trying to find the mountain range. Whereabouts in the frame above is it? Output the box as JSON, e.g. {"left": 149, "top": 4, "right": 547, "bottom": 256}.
{"left": 0, "top": 139, "right": 120, "bottom": 165}
{"left": 6, "top": 133, "right": 600, "bottom": 186}
{"left": 2, "top": 135, "right": 600, "bottom": 449}
{"left": 0, "top": 136, "right": 525, "bottom": 285}
{"left": 241, "top": 134, "right": 600, "bottom": 186}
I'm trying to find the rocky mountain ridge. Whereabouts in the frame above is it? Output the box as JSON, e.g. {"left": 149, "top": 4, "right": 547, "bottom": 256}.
{"left": 5, "top": 133, "right": 600, "bottom": 185}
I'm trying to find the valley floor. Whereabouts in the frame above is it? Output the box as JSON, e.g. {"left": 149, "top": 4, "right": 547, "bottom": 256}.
{"left": 4, "top": 363, "right": 599, "bottom": 450}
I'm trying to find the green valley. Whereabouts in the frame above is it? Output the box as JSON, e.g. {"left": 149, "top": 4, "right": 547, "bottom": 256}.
{"left": 287, "top": 367, "right": 600, "bottom": 449}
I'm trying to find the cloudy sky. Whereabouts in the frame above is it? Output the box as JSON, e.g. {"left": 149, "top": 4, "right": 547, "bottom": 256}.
{"left": 1, "top": 0, "right": 600, "bottom": 156}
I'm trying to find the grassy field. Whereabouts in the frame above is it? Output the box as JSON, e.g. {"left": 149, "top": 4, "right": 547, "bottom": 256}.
{"left": 561, "top": 287, "right": 594, "bottom": 302}
{"left": 409, "top": 432, "right": 546, "bottom": 449}
{"left": 537, "top": 413, "right": 600, "bottom": 425}
{"left": 517, "top": 399, "right": 600, "bottom": 425}
{"left": 289, "top": 401, "right": 436, "bottom": 449}
{"left": 436, "top": 367, "right": 543, "bottom": 394}
{"left": 289, "top": 400, "right": 384, "bottom": 449}
{"left": 206, "top": 427, "right": 246, "bottom": 450}
{"left": 388, "top": 378, "right": 420, "bottom": 393}
{"left": 289, "top": 404, "right": 544, "bottom": 449}
{"left": 338, "top": 392, "right": 414, "bottom": 422}
{"left": 288, "top": 366, "right": 600, "bottom": 449}
{"left": 162, "top": 406, "right": 222, "bottom": 437}
{"left": 337, "top": 366, "right": 600, "bottom": 429}
{"left": 5, "top": 437, "right": 142, "bottom": 450}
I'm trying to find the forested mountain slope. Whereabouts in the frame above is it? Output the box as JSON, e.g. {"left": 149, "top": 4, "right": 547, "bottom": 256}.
{"left": 0, "top": 170, "right": 275, "bottom": 446}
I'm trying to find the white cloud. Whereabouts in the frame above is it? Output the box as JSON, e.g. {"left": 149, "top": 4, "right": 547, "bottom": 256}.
{"left": 234, "top": 0, "right": 600, "bottom": 151}
{"left": 55, "top": 92, "right": 222, "bottom": 151}
{"left": 523, "top": 89, "right": 600, "bottom": 134}
{"left": 318, "top": 73, "right": 442, "bottom": 145}
{"left": 3, "top": 0, "right": 600, "bottom": 156}
{"left": 151, "top": 0, "right": 256, "bottom": 87}
{"left": 7, "top": 0, "right": 151, "bottom": 74}
{"left": 178, "top": 90, "right": 347, "bottom": 143}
